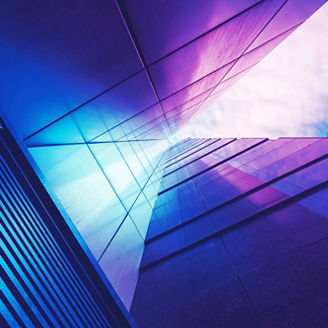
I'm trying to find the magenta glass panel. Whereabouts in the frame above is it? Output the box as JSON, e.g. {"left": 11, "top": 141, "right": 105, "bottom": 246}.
{"left": 268, "top": 139, "right": 326, "bottom": 178}
{"left": 167, "top": 110, "right": 198, "bottom": 128}
{"left": 161, "top": 61, "right": 234, "bottom": 111}
{"left": 124, "top": 0, "right": 259, "bottom": 63}
{"left": 164, "top": 140, "right": 220, "bottom": 173}
{"left": 267, "top": 159, "right": 327, "bottom": 200}
{"left": 163, "top": 89, "right": 212, "bottom": 117}
{"left": 247, "top": 186, "right": 288, "bottom": 209}
{"left": 166, "top": 105, "right": 198, "bottom": 123}
{"left": 244, "top": 138, "right": 320, "bottom": 172}
{"left": 220, "top": 64, "right": 256, "bottom": 85}
{"left": 149, "top": 0, "right": 285, "bottom": 99}
{"left": 200, "top": 65, "right": 256, "bottom": 110}
{"left": 161, "top": 139, "right": 264, "bottom": 188}
{"left": 192, "top": 138, "right": 265, "bottom": 174}
{"left": 225, "top": 26, "right": 297, "bottom": 79}
{"left": 166, "top": 106, "right": 199, "bottom": 127}
{"left": 228, "top": 139, "right": 293, "bottom": 168}
{"left": 165, "top": 139, "right": 234, "bottom": 175}
{"left": 248, "top": 0, "right": 326, "bottom": 51}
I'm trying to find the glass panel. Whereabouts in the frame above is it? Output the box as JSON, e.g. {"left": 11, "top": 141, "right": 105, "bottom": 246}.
{"left": 299, "top": 188, "right": 328, "bottom": 218}
{"left": 129, "top": 192, "right": 154, "bottom": 239}
{"left": 124, "top": 0, "right": 260, "bottom": 63}
{"left": 116, "top": 142, "right": 149, "bottom": 187}
{"left": 282, "top": 158, "right": 328, "bottom": 190}
{"left": 149, "top": 0, "right": 285, "bottom": 98}
{"left": 89, "top": 143, "right": 141, "bottom": 210}
{"left": 161, "top": 61, "right": 234, "bottom": 112}
{"left": 1, "top": 0, "right": 141, "bottom": 139}
{"left": 98, "top": 216, "right": 144, "bottom": 310}
{"left": 248, "top": 0, "right": 326, "bottom": 51}
{"left": 225, "top": 26, "right": 297, "bottom": 79}
{"left": 26, "top": 71, "right": 158, "bottom": 145}
{"left": 28, "top": 145, "right": 127, "bottom": 260}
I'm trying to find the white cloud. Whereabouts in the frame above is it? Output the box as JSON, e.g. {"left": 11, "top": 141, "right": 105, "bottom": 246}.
{"left": 176, "top": 4, "right": 328, "bottom": 139}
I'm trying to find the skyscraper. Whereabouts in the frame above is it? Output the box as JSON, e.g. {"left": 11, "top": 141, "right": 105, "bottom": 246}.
{"left": 1, "top": 1, "right": 327, "bottom": 327}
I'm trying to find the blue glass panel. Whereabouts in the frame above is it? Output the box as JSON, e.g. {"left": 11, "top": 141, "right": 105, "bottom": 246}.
{"left": 89, "top": 143, "right": 141, "bottom": 210}
{"left": 28, "top": 145, "right": 127, "bottom": 260}
{"left": 98, "top": 216, "right": 144, "bottom": 310}
{"left": 0, "top": 0, "right": 141, "bottom": 139}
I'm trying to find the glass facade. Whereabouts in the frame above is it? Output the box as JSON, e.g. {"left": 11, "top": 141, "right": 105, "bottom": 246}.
{"left": 132, "top": 137, "right": 328, "bottom": 327}
{"left": 1, "top": 0, "right": 327, "bottom": 326}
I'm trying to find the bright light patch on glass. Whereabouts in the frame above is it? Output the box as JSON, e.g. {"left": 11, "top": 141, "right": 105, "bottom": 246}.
{"left": 174, "top": 4, "right": 328, "bottom": 139}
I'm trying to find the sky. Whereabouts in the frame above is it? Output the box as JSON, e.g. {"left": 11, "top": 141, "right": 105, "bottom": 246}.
{"left": 175, "top": 3, "right": 328, "bottom": 139}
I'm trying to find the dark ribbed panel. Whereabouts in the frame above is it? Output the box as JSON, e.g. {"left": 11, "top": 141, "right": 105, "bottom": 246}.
{"left": 1, "top": 120, "right": 136, "bottom": 328}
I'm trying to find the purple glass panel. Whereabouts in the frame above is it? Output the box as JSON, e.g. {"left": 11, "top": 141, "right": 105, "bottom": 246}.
{"left": 0, "top": 0, "right": 142, "bottom": 139}
{"left": 248, "top": 0, "right": 326, "bottom": 51}
{"left": 265, "top": 201, "right": 328, "bottom": 247}
{"left": 190, "top": 138, "right": 265, "bottom": 174}
{"left": 221, "top": 209, "right": 299, "bottom": 272}
{"left": 124, "top": 0, "right": 259, "bottom": 63}
{"left": 149, "top": 0, "right": 285, "bottom": 99}
{"left": 244, "top": 138, "right": 320, "bottom": 172}
{"left": 252, "top": 139, "right": 327, "bottom": 182}
{"left": 161, "top": 61, "right": 235, "bottom": 111}
{"left": 225, "top": 26, "right": 297, "bottom": 79}
{"left": 282, "top": 158, "right": 328, "bottom": 190}
{"left": 133, "top": 116, "right": 168, "bottom": 140}
{"left": 200, "top": 65, "right": 256, "bottom": 110}
{"left": 165, "top": 139, "right": 235, "bottom": 175}
{"left": 247, "top": 186, "right": 288, "bottom": 209}
{"left": 228, "top": 139, "right": 292, "bottom": 168}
